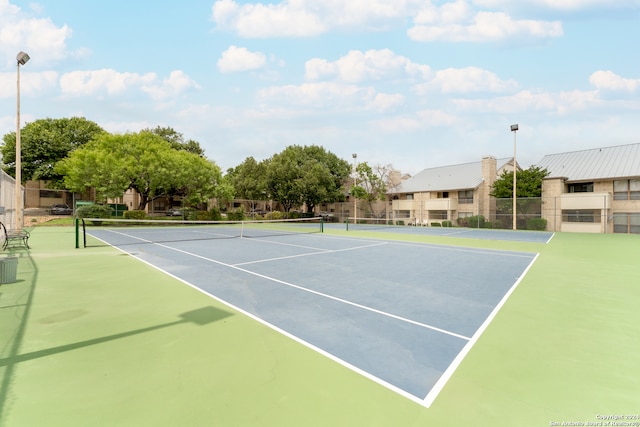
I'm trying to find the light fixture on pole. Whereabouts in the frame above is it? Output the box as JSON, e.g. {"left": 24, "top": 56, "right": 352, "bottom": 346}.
{"left": 15, "top": 51, "right": 30, "bottom": 230}
{"left": 352, "top": 153, "right": 357, "bottom": 224}
{"left": 510, "top": 124, "right": 518, "bottom": 231}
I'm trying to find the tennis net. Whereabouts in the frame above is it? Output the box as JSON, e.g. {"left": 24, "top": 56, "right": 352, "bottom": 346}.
{"left": 80, "top": 217, "right": 324, "bottom": 247}
{"left": 344, "top": 217, "right": 398, "bottom": 231}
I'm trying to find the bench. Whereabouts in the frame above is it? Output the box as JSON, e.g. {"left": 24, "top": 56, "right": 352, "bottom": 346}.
{"left": 1, "top": 222, "right": 30, "bottom": 250}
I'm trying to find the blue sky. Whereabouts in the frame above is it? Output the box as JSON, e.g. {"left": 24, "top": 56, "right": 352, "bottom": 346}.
{"left": 1, "top": 0, "right": 639, "bottom": 175}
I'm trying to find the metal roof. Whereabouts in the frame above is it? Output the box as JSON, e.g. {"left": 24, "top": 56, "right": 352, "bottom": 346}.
{"left": 536, "top": 143, "right": 640, "bottom": 182}
{"left": 394, "top": 157, "right": 512, "bottom": 193}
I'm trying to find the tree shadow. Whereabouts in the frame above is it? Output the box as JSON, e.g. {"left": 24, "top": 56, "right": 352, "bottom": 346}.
{"left": 0, "top": 249, "right": 232, "bottom": 424}
{"left": 0, "top": 306, "right": 233, "bottom": 367}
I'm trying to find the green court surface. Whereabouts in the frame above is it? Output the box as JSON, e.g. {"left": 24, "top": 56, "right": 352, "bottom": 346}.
{"left": 1, "top": 227, "right": 639, "bottom": 426}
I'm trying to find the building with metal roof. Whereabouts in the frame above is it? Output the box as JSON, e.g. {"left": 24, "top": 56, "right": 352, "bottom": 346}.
{"left": 390, "top": 156, "right": 516, "bottom": 226}
{"left": 537, "top": 143, "right": 640, "bottom": 182}
{"left": 385, "top": 143, "right": 639, "bottom": 233}
{"left": 538, "top": 143, "right": 640, "bottom": 234}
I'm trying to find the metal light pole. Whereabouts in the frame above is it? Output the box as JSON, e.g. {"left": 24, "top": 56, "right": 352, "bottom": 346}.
{"left": 510, "top": 124, "right": 518, "bottom": 231}
{"left": 16, "top": 51, "right": 30, "bottom": 230}
{"left": 352, "top": 153, "right": 357, "bottom": 224}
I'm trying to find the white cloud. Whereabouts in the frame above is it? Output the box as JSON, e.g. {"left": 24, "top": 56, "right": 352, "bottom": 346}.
{"left": 416, "top": 66, "right": 518, "bottom": 93}
{"left": 59, "top": 69, "right": 198, "bottom": 100}
{"left": 369, "top": 93, "right": 405, "bottom": 112}
{"left": 372, "top": 116, "right": 423, "bottom": 133}
{"left": 212, "top": 0, "right": 326, "bottom": 37}
{"left": 211, "top": 0, "right": 424, "bottom": 38}
{"left": 217, "top": 46, "right": 267, "bottom": 73}
{"left": 0, "top": 0, "right": 83, "bottom": 67}
{"left": 589, "top": 70, "right": 640, "bottom": 92}
{"left": 0, "top": 70, "right": 58, "bottom": 98}
{"left": 142, "top": 70, "right": 201, "bottom": 100}
{"left": 473, "top": 0, "right": 637, "bottom": 11}
{"left": 305, "top": 49, "right": 430, "bottom": 83}
{"left": 408, "top": 1, "right": 563, "bottom": 42}
{"left": 416, "top": 109, "right": 458, "bottom": 126}
{"left": 371, "top": 109, "right": 457, "bottom": 132}
{"left": 258, "top": 82, "right": 376, "bottom": 109}
{"left": 451, "top": 89, "right": 601, "bottom": 114}
{"left": 210, "top": 0, "right": 568, "bottom": 43}
{"left": 60, "top": 69, "right": 156, "bottom": 96}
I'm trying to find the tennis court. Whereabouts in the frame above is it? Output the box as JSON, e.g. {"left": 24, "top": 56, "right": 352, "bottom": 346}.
{"left": 3, "top": 226, "right": 640, "bottom": 426}
{"left": 330, "top": 220, "right": 555, "bottom": 243}
{"left": 84, "top": 219, "right": 539, "bottom": 406}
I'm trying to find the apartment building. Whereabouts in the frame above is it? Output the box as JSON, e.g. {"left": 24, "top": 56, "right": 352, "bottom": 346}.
{"left": 537, "top": 143, "right": 640, "bottom": 234}
{"left": 390, "top": 156, "right": 515, "bottom": 226}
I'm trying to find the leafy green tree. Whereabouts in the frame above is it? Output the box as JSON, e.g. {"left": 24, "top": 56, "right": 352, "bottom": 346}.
{"left": 144, "top": 126, "right": 205, "bottom": 157}
{"left": 226, "top": 156, "right": 268, "bottom": 212}
{"left": 301, "top": 145, "right": 351, "bottom": 211}
{"left": 351, "top": 162, "right": 390, "bottom": 217}
{"left": 214, "top": 175, "right": 236, "bottom": 209}
{"left": 1, "top": 117, "right": 105, "bottom": 185}
{"left": 265, "top": 145, "right": 350, "bottom": 214}
{"left": 266, "top": 149, "right": 303, "bottom": 214}
{"left": 491, "top": 165, "right": 549, "bottom": 229}
{"left": 56, "top": 131, "right": 221, "bottom": 210}
{"left": 490, "top": 166, "right": 549, "bottom": 198}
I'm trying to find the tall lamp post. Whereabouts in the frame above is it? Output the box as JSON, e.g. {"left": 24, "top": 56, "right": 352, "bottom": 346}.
{"left": 16, "top": 51, "right": 30, "bottom": 230}
{"left": 510, "top": 124, "right": 518, "bottom": 231}
{"left": 352, "top": 153, "right": 357, "bottom": 224}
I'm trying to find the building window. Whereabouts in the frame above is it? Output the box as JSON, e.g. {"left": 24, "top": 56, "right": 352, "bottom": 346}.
{"left": 567, "top": 182, "right": 593, "bottom": 193}
{"left": 438, "top": 191, "right": 449, "bottom": 199}
{"left": 395, "top": 210, "right": 411, "bottom": 219}
{"left": 562, "top": 209, "right": 600, "bottom": 223}
{"left": 458, "top": 190, "right": 473, "bottom": 204}
{"left": 613, "top": 213, "right": 640, "bottom": 234}
{"left": 406, "top": 194, "right": 414, "bottom": 200}
{"left": 429, "top": 210, "right": 448, "bottom": 220}
{"left": 613, "top": 179, "right": 640, "bottom": 200}
{"left": 39, "top": 190, "right": 64, "bottom": 198}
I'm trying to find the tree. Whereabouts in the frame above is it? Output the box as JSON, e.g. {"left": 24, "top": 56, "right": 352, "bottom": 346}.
{"left": 490, "top": 166, "right": 549, "bottom": 198}
{"left": 352, "top": 162, "right": 391, "bottom": 218}
{"left": 301, "top": 145, "right": 351, "bottom": 212}
{"left": 144, "top": 126, "right": 205, "bottom": 157}
{"left": 491, "top": 165, "right": 549, "bottom": 229}
{"left": 265, "top": 145, "right": 350, "bottom": 215}
{"left": 226, "top": 157, "right": 268, "bottom": 212}
{"left": 1, "top": 117, "right": 105, "bottom": 185}
{"left": 56, "top": 131, "right": 221, "bottom": 210}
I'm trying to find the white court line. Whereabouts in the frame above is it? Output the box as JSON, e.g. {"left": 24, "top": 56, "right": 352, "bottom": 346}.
{"left": 89, "top": 227, "right": 538, "bottom": 408}
{"left": 148, "top": 241, "right": 471, "bottom": 342}
{"left": 422, "top": 252, "right": 540, "bottom": 407}
{"left": 234, "top": 241, "right": 389, "bottom": 266}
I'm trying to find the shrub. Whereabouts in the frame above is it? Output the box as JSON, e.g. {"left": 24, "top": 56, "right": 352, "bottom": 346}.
{"left": 76, "top": 204, "right": 113, "bottom": 225}
{"left": 526, "top": 218, "right": 547, "bottom": 231}
{"left": 265, "top": 211, "right": 284, "bottom": 220}
{"left": 430, "top": 222, "right": 441, "bottom": 227}
{"left": 210, "top": 207, "right": 222, "bottom": 221}
{"left": 227, "top": 208, "right": 245, "bottom": 221}
{"left": 442, "top": 220, "right": 453, "bottom": 227}
{"left": 195, "top": 210, "right": 212, "bottom": 221}
{"left": 124, "top": 210, "right": 146, "bottom": 220}
{"left": 467, "top": 215, "right": 485, "bottom": 228}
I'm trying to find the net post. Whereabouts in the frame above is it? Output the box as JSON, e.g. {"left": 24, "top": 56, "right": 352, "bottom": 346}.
{"left": 82, "top": 219, "right": 87, "bottom": 248}
{"left": 345, "top": 218, "right": 349, "bottom": 231}
{"left": 75, "top": 217, "right": 79, "bottom": 248}
{"left": 320, "top": 216, "right": 324, "bottom": 233}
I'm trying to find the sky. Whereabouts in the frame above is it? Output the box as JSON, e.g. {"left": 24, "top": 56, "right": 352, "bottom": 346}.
{"left": 1, "top": 0, "right": 639, "bottom": 176}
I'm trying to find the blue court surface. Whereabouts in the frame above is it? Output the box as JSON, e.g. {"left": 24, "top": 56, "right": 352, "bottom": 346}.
{"left": 87, "top": 226, "right": 538, "bottom": 407}
{"left": 327, "top": 222, "right": 555, "bottom": 243}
